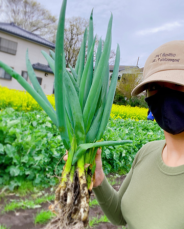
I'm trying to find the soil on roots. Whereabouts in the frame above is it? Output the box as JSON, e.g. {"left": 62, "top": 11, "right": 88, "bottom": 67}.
{"left": 46, "top": 170, "right": 90, "bottom": 229}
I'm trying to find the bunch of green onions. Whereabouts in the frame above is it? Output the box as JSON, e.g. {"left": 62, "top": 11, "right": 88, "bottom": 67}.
{"left": 0, "top": 0, "right": 132, "bottom": 227}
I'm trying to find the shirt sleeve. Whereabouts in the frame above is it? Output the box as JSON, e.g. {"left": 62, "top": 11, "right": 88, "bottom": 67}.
{"left": 93, "top": 169, "right": 133, "bottom": 225}
{"left": 92, "top": 147, "right": 142, "bottom": 226}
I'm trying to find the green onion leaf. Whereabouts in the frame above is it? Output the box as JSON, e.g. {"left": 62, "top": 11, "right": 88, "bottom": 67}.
{"left": 26, "top": 50, "right": 54, "bottom": 112}
{"left": 79, "top": 37, "right": 96, "bottom": 110}
{"left": 55, "top": 0, "right": 70, "bottom": 150}
{"left": 49, "top": 50, "right": 55, "bottom": 60}
{"left": 77, "top": 28, "right": 87, "bottom": 86}
{"left": 41, "top": 50, "right": 55, "bottom": 74}
{"left": 64, "top": 73, "right": 85, "bottom": 145}
{"left": 72, "top": 140, "right": 132, "bottom": 165}
{"left": 83, "top": 15, "right": 113, "bottom": 133}
{"left": 97, "top": 44, "right": 120, "bottom": 140}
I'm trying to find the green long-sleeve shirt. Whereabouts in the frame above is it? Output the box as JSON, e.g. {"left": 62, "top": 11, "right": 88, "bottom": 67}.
{"left": 93, "top": 140, "right": 184, "bottom": 229}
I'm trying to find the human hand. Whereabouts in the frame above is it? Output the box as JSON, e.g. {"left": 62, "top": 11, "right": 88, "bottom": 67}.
{"left": 93, "top": 148, "right": 105, "bottom": 187}
{"left": 63, "top": 148, "right": 104, "bottom": 188}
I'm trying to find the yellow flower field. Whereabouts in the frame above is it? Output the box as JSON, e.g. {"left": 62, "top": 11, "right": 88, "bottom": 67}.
{"left": 0, "top": 86, "right": 147, "bottom": 120}
{"left": 0, "top": 86, "right": 55, "bottom": 111}
{"left": 110, "top": 104, "right": 147, "bottom": 120}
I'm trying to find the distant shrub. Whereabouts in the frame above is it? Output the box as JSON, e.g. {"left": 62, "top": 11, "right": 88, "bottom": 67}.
{"left": 113, "top": 91, "right": 148, "bottom": 108}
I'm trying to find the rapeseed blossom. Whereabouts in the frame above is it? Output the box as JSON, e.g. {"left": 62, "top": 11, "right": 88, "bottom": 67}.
{"left": 0, "top": 86, "right": 147, "bottom": 120}
{"left": 0, "top": 86, "right": 55, "bottom": 111}
{"left": 111, "top": 104, "right": 147, "bottom": 120}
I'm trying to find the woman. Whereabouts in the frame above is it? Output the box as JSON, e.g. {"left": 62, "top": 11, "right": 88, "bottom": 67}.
{"left": 65, "top": 40, "right": 184, "bottom": 228}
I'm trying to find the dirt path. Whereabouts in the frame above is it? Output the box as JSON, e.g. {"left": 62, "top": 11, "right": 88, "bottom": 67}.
{"left": 0, "top": 174, "right": 126, "bottom": 229}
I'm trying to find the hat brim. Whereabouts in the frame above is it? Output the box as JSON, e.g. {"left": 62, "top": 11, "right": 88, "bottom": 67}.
{"left": 131, "top": 69, "right": 184, "bottom": 96}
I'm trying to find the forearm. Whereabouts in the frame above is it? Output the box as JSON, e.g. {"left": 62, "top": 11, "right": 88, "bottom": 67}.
{"left": 93, "top": 171, "right": 133, "bottom": 226}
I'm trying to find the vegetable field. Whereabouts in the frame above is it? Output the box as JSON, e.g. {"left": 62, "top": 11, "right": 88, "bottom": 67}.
{"left": 0, "top": 108, "right": 164, "bottom": 191}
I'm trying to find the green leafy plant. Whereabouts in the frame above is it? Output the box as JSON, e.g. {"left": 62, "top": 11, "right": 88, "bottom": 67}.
{"left": 34, "top": 210, "right": 55, "bottom": 224}
{"left": 0, "top": 109, "right": 164, "bottom": 191}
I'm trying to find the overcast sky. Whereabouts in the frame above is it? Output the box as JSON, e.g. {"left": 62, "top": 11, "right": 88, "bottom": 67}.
{"left": 2, "top": 0, "right": 184, "bottom": 67}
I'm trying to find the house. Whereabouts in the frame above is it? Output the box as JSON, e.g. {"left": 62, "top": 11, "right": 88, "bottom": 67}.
{"left": 0, "top": 22, "right": 144, "bottom": 96}
{"left": 0, "top": 22, "right": 55, "bottom": 95}
{"left": 109, "top": 65, "right": 143, "bottom": 81}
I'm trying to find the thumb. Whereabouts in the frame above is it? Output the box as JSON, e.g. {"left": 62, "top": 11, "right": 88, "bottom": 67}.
{"left": 95, "top": 148, "right": 102, "bottom": 162}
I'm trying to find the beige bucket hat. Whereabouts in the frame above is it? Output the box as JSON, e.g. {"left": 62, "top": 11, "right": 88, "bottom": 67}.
{"left": 132, "top": 40, "right": 184, "bottom": 96}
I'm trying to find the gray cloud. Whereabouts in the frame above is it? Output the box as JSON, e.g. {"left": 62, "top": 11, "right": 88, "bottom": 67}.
{"left": 136, "top": 22, "right": 183, "bottom": 36}
{"left": 6, "top": 0, "right": 183, "bottom": 67}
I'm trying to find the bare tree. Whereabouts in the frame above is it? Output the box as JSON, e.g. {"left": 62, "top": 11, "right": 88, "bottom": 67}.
{"left": 109, "top": 49, "right": 116, "bottom": 65}
{"left": 64, "top": 17, "right": 88, "bottom": 67}
{"left": 63, "top": 17, "right": 116, "bottom": 68}
{"left": 3, "top": 0, "right": 116, "bottom": 67}
{"left": 0, "top": 0, "right": 2, "bottom": 10}
{"left": 4, "top": 0, "right": 57, "bottom": 41}
{"left": 0, "top": 0, "right": 5, "bottom": 15}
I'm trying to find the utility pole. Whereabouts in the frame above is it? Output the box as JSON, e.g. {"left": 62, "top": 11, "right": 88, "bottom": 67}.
{"left": 136, "top": 57, "right": 139, "bottom": 67}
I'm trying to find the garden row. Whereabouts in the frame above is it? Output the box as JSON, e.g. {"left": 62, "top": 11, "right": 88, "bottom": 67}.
{"left": 0, "top": 86, "right": 148, "bottom": 120}
{"left": 0, "top": 108, "right": 164, "bottom": 191}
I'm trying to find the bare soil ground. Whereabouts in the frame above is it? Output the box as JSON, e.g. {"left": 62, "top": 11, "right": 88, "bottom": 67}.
{"left": 0, "top": 174, "right": 126, "bottom": 229}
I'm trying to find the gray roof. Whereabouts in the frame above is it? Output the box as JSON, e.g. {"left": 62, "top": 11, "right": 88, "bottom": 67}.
{"left": 0, "top": 22, "right": 55, "bottom": 49}
{"left": 109, "top": 65, "right": 140, "bottom": 72}
{"left": 33, "top": 63, "right": 53, "bottom": 74}
{"left": 32, "top": 63, "right": 142, "bottom": 75}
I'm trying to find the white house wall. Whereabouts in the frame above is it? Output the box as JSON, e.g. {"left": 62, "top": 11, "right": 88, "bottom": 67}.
{"left": 33, "top": 70, "right": 54, "bottom": 95}
{"left": 0, "top": 31, "right": 54, "bottom": 95}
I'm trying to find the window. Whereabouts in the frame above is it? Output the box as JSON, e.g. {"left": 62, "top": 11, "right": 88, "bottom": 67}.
{"left": 36, "top": 77, "right": 42, "bottom": 85}
{"left": 0, "top": 67, "right": 12, "bottom": 80}
{"left": 0, "top": 37, "right": 18, "bottom": 55}
{"left": 21, "top": 71, "right": 28, "bottom": 81}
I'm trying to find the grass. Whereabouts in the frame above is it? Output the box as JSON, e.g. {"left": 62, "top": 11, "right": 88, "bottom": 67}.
{"left": 2, "top": 194, "right": 55, "bottom": 212}
{"left": 0, "top": 192, "right": 5, "bottom": 202}
{"left": 89, "top": 215, "right": 109, "bottom": 227}
{"left": 34, "top": 210, "right": 55, "bottom": 224}
{"left": 89, "top": 215, "right": 127, "bottom": 228}
{"left": 3, "top": 200, "right": 40, "bottom": 212}
{"left": 0, "top": 225, "right": 9, "bottom": 229}
{"left": 107, "top": 174, "right": 123, "bottom": 186}
{"left": 89, "top": 198, "right": 99, "bottom": 207}
{"left": 15, "top": 181, "right": 37, "bottom": 195}
{"left": 0, "top": 181, "right": 44, "bottom": 197}
{"left": 15, "top": 181, "right": 44, "bottom": 196}
{"left": 34, "top": 194, "right": 55, "bottom": 205}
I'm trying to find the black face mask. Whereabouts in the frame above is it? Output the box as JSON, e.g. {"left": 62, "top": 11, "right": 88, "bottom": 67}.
{"left": 145, "top": 87, "right": 184, "bottom": 135}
